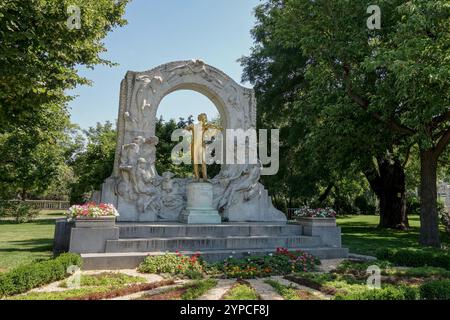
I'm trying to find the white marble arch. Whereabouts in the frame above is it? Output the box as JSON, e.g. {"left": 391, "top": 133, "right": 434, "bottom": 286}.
{"left": 99, "top": 60, "right": 285, "bottom": 223}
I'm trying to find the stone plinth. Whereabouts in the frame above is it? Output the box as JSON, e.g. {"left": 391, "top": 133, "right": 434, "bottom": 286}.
{"left": 180, "top": 182, "right": 222, "bottom": 224}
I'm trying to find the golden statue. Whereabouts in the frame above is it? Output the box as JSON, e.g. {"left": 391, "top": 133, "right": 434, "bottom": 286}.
{"left": 186, "top": 113, "right": 222, "bottom": 182}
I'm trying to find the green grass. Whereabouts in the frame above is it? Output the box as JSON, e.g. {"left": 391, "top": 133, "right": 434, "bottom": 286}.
{"left": 59, "top": 272, "right": 146, "bottom": 288}
{"left": 338, "top": 215, "right": 450, "bottom": 256}
{"left": 7, "top": 286, "right": 112, "bottom": 300}
{"left": 265, "top": 279, "right": 300, "bottom": 300}
{"left": 0, "top": 220, "right": 55, "bottom": 271}
{"left": 181, "top": 279, "right": 218, "bottom": 300}
{"left": 37, "top": 210, "right": 66, "bottom": 219}
{"left": 223, "top": 283, "right": 260, "bottom": 300}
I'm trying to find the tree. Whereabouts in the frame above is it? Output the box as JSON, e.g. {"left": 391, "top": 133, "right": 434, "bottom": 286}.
{"left": 0, "top": 103, "right": 71, "bottom": 199}
{"left": 242, "top": 0, "right": 449, "bottom": 245}
{"left": 69, "top": 122, "right": 117, "bottom": 204}
{"left": 0, "top": 0, "right": 128, "bottom": 130}
{"left": 241, "top": 0, "right": 410, "bottom": 229}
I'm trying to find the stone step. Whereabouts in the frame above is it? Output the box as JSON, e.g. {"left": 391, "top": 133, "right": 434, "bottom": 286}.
{"left": 81, "top": 247, "right": 349, "bottom": 270}
{"left": 105, "top": 235, "right": 322, "bottom": 253}
{"left": 117, "top": 223, "right": 303, "bottom": 238}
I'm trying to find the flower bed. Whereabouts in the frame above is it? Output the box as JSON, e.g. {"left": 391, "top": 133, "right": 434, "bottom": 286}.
{"left": 138, "top": 252, "right": 205, "bottom": 279}
{"left": 215, "top": 248, "right": 319, "bottom": 279}
{"left": 293, "top": 207, "right": 336, "bottom": 219}
{"left": 67, "top": 203, "right": 119, "bottom": 220}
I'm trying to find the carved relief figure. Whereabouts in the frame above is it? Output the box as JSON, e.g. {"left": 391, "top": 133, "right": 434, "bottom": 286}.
{"left": 134, "top": 158, "right": 162, "bottom": 214}
{"left": 160, "top": 172, "right": 185, "bottom": 220}
{"left": 130, "top": 75, "right": 163, "bottom": 130}
{"left": 217, "top": 164, "right": 262, "bottom": 211}
{"left": 168, "top": 59, "right": 223, "bottom": 87}
{"left": 117, "top": 136, "right": 162, "bottom": 216}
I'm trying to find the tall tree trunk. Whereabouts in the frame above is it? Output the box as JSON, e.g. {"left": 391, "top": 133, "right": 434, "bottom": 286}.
{"left": 318, "top": 183, "right": 334, "bottom": 205}
{"left": 419, "top": 150, "right": 440, "bottom": 247}
{"left": 365, "top": 157, "right": 408, "bottom": 230}
{"left": 21, "top": 188, "right": 27, "bottom": 201}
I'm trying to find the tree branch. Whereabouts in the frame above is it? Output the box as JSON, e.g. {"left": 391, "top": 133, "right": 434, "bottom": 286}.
{"left": 430, "top": 109, "right": 450, "bottom": 130}
{"left": 434, "top": 127, "right": 450, "bottom": 159}
{"left": 342, "top": 64, "right": 416, "bottom": 136}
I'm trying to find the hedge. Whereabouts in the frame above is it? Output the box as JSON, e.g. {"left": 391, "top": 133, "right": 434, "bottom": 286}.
{"left": 0, "top": 253, "right": 82, "bottom": 297}
{"left": 375, "top": 248, "right": 450, "bottom": 270}
{"left": 335, "top": 285, "right": 419, "bottom": 300}
{"left": 420, "top": 280, "right": 450, "bottom": 300}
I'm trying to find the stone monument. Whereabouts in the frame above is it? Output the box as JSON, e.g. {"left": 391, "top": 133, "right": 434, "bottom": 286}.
{"left": 57, "top": 60, "right": 349, "bottom": 269}
{"left": 98, "top": 59, "right": 286, "bottom": 223}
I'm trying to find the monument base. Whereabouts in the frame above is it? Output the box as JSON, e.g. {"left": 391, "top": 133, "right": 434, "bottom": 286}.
{"left": 180, "top": 182, "right": 222, "bottom": 224}
{"left": 180, "top": 209, "right": 222, "bottom": 224}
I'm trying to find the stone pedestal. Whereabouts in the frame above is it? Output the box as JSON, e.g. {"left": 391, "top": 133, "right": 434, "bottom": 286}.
{"left": 293, "top": 218, "right": 342, "bottom": 248}
{"left": 180, "top": 182, "right": 222, "bottom": 224}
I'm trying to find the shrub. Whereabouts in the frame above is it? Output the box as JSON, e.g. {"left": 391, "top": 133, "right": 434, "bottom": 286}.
{"left": 335, "top": 285, "right": 419, "bottom": 300}
{"left": 0, "top": 201, "right": 39, "bottom": 223}
{"left": 0, "top": 253, "right": 82, "bottom": 297}
{"left": 335, "top": 260, "right": 392, "bottom": 276}
{"left": 138, "top": 252, "right": 205, "bottom": 279}
{"left": 376, "top": 248, "right": 450, "bottom": 270}
{"left": 386, "top": 267, "right": 450, "bottom": 279}
{"left": 420, "top": 280, "right": 450, "bottom": 300}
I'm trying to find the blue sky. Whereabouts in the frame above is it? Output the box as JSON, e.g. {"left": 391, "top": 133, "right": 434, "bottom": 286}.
{"left": 68, "top": 0, "right": 260, "bottom": 129}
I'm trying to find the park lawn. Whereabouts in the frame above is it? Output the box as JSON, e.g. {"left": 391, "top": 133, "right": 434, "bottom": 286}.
{"left": 38, "top": 210, "right": 66, "bottom": 219}
{"left": 338, "top": 215, "right": 450, "bottom": 256}
{"left": 0, "top": 220, "right": 55, "bottom": 272}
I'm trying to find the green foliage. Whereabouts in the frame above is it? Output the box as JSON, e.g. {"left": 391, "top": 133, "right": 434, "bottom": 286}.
{"left": 386, "top": 267, "right": 450, "bottom": 279}
{"left": 69, "top": 122, "right": 117, "bottom": 204}
{"left": 0, "top": 253, "right": 82, "bottom": 297}
{"left": 335, "top": 285, "right": 419, "bottom": 301}
{"left": 264, "top": 279, "right": 301, "bottom": 300}
{"left": 335, "top": 260, "right": 392, "bottom": 276}
{"left": 181, "top": 279, "right": 218, "bottom": 300}
{"left": 376, "top": 248, "right": 450, "bottom": 269}
{"left": 212, "top": 249, "right": 318, "bottom": 279}
{"left": 241, "top": 0, "right": 450, "bottom": 245}
{"left": 0, "top": 201, "right": 39, "bottom": 223}
{"left": 60, "top": 272, "right": 146, "bottom": 288}
{"left": 0, "top": 103, "right": 72, "bottom": 200}
{"left": 223, "top": 283, "right": 260, "bottom": 300}
{"left": 0, "top": 0, "right": 129, "bottom": 129}
{"left": 419, "top": 280, "right": 450, "bottom": 300}
{"left": 138, "top": 253, "right": 205, "bottom": 279}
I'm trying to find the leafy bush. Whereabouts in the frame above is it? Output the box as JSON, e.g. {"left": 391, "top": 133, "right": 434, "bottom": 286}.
{"left": 420, "top": 280, "right": 450, "bottom": 300}
{"left": 0, "top": 253, "right": 82, "bottom": 297}
{"left": 138, "top": 252, "right": 205, "bottom": 279}
{"left": 223, "top": 283, "right": 260, "bottom": 300}
{"left": 376, "top": 248, "right": 450, "bottom": 270}
{"left": 0, "top": 201, "right": 39, "bottom": 223}
{"left": 213, "top": 248, "right": 319, "bottom": 279}
{"left": 60, "top": 272, "right": 146, "bottom": 288}
{"left": 385, "top": 267, "right": 450, "bottom": 279}
{"left": 335, "top": 285, "right": 419, "bottom": 300}
{"left": 335, "top": 260, "right": 392, "bottom": 275}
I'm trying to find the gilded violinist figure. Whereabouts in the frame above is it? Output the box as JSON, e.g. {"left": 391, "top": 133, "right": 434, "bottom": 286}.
{"left": 185, "top": 113, "right": 222, "bottom": 182}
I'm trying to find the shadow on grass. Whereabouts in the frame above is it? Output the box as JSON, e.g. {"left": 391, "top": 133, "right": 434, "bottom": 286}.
{"left": 0, "top": 220, "right": 56, "bottom": 226}
{"left": 0, "top": 238, "right": 53, "bottom": 253}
